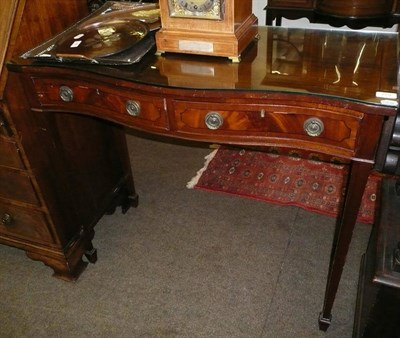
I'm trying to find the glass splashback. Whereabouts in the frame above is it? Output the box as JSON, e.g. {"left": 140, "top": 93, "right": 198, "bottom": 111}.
{"left": 22, "top": 26, "right": 399, "bottom": 107}
{"left": 135, "top": 27, "right": 398, "bottom": 107}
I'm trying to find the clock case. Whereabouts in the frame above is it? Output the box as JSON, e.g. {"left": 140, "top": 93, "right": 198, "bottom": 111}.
{"left": 156, "top": 0, "right": 258, "bottom": 62}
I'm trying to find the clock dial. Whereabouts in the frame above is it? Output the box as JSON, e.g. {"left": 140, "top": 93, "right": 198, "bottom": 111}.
{"left": 178, "top": 0, "right": 214, "bottom": 13}
{"left": 169, "top": 0, "right": 222, "bottom": 19}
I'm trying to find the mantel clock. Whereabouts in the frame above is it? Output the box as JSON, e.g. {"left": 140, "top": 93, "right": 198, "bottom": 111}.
{"left": 155, "top": 0, "right": 258, "bottom": 62}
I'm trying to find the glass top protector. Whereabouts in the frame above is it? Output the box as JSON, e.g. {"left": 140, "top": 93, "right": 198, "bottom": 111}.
{"left": 146, "top": 27, "right": 399, "bottom": 107}
{"left": 21, "top": 26, "right": 399, "bottom": 107}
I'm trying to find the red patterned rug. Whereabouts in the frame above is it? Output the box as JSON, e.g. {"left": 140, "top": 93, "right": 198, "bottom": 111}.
{"left": 188, "top": 146, "right": 383, "bottom": 224}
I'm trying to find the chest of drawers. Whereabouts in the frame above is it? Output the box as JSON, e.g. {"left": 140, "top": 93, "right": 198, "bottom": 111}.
{"left": 0, "top": 0, "right": 139, "bottom": 281}
{"left": 0, "top": 104, "right": 52, "bottom": 244}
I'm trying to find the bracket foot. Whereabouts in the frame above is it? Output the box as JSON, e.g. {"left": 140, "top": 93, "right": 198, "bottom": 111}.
{"left": 85, "top": 248, "right": 98, "bottom": 264}
{"left": 318, "top": 312, "right": 332, "bottom": 331}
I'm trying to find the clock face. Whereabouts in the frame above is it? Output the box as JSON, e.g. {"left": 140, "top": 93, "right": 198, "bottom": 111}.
{"left": 168, "top": 0, "right": 223, "bottom": 19}
{"left": 178, "top": 0, "right": 214, "bottom": 12}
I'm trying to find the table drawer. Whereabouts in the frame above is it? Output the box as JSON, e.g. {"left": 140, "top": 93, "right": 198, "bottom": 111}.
{"left": 0, "top": 167, "right": 39, "bottom": 205}
{"left": 0, "top": 137, "right": 24, "bottom": 169}
{"left": 173, "top": 101, "right": 363, "bottom": 152}
{"left": 32, "top": 77, "right": 169, "bottom": 131}
{"left": 0, "top": 201, "right": 53, "bottom": 243}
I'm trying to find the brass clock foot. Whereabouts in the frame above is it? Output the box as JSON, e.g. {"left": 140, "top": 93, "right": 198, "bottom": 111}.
{"left": 229, "top": 56, "right": 241, "bottom": 63}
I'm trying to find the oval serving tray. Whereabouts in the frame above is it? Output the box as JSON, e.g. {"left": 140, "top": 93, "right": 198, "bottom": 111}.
{"left": 55, "top": 18, "right": 149, "bottom": 60}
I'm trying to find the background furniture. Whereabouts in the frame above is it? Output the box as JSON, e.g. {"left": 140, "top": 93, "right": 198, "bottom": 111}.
{"left": 0, "top": 0, "right": 137, "bottom": 281}
{"left": 353, "top": 179, "right": 400, "bottom": 337}
{"left": 265, "top": 0, "right": 400, "bottom": 28}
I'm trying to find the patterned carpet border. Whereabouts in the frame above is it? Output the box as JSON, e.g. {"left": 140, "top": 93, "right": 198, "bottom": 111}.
{"left": 188, "top": 146, "right": 382, "bottom": 224}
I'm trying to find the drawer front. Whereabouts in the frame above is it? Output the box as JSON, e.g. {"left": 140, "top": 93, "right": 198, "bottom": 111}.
{"left": 32, "top": 78, "right": 169, "bottom": 131}
{"left": 0, "top": 137, "right": 24, "bottom": 169}
{"left": 173, "top": 101, "right": 363, "bottom": 153}
{"left": 0, "top": 201, "right": 53, "bottom": 243}
{"left": 268, "top": 0, "right": 314, "bottom": 8}
{"left": 0, "top": 108, "right": 12, "bottom": 137}
{"left": 0, "top": 167, "right": 39, "bottom": 205}
{"left": 316, "top": 0, "right": 393, "bottom": 17}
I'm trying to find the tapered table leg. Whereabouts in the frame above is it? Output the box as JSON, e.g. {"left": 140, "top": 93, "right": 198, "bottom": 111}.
{"left": 319, "top": 161, "right": 373, "bottom": 331}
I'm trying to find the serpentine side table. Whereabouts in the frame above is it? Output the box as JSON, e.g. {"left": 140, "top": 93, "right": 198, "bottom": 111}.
{"left": 6, "top": 27, "right": 399, "bottom": 330}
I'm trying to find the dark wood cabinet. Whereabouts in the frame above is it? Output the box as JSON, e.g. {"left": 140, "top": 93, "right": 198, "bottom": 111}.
{"left": 353, "top": 179, "right": 400, "bottom": 338}
{"left": 268, "top": 0, "right": 314, "bottom": 9}
{"left": 316, "top": 0, "right": 395, "bottom": 17}
{"left": 0, "top": 0, "right": 137, "bottom": 280}
{"left": 265, "top": 0, "right": 400, "bottom": 28}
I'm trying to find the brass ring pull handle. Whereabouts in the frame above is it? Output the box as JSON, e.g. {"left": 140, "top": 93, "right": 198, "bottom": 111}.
{"left": 1, "top": 213, "right": 14, "bottom": 226}
{"left": 0, "top": 115, "right": 6, "bottom": 128}
{"left": 0, "top": 111, "right": 12, "bottom": 137}
{"left": 304, "top": 117, "right": 324, "bottom": 137}
{"left": 205, "top": 112, "right": 223, "bottom": 130}
{"left": 59, "top": 86, "right": 74, "bottom": 102}
{"left": 126, "top": 100, "right": 141, "bottom": 117}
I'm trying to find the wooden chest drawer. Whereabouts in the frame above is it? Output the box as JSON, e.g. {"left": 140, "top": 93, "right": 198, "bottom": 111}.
{"left": 0, "top": 167, "right": 39, "bottom": 205}
{"left": 172, "top": 100, "right": 363, "bottom": 153}
{"left": 268, "top": 0, "right": 314, "bottom": 8}
{"left": 32, "top": 77, "right": 169, "bottom": 132}
{"left": 0, "top": 109, "right": 12, "bottom": 137}
{"left": 0, "top": 201, "right": 53, "bottom": 243}
{"left": 0, "top": 137, "right": 24, "bottom": 169}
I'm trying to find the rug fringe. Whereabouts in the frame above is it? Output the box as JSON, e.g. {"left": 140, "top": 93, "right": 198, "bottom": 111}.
{"left": 187, "top": 147, "right": 219, "bottom": 189}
